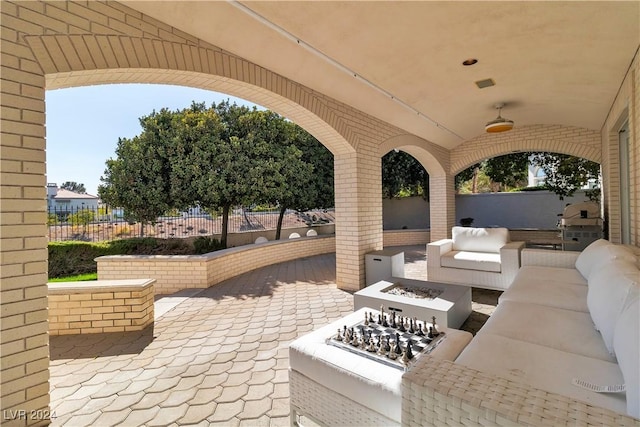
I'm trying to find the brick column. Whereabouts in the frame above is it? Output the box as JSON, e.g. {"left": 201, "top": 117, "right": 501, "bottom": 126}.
{"left": 334, "top": 150, "right": 383, "bottom": 291}
{"left": 0, "top": 4, "right": 51, "bottom": 422}
{"left": 429, "top": 174, "right": 456, "bottom": 241}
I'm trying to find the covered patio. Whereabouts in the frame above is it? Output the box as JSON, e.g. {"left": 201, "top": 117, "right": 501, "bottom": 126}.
{"left": 48, "top": 246, "right": 497, "bottom": 426}
{"left": 1, "top": 1, "right": 639, "bottom": 425}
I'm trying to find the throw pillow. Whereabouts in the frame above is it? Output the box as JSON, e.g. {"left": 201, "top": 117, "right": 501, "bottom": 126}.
{"left": 575, "top": 239, "right": 610, "bottom": 279}
{"left": 587, "top": 260, "right": 639, "bottom": 354}
{"left": 576, "top": 240, "right": 637, "bottom": 280}
{"left": 451, "top": 226, "right": 509, "bottom": 254}
{"left": 613, "top": 290, "right": 639, "bottom": 418}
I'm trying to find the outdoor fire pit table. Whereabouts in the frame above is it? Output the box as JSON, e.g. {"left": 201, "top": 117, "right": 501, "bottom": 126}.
{"left": 354, "top": 277, "right": 472, "bottom": 329}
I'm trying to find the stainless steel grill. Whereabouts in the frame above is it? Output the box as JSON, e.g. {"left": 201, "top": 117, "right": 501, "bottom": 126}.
{"left": 558, "top": 201, "right": 603, "bottom": 251}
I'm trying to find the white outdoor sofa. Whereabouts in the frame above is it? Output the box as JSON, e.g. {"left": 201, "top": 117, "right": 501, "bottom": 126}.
{"left": 427, "top": 226, "right": 525, "bottom": 290}
{"left": 403, "top": 239, "right": 640, "bottom": 425}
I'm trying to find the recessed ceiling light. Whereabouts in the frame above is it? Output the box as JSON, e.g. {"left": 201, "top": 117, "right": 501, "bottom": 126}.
{"left": 462, "top": 58, "right": 478, "bottom": 66}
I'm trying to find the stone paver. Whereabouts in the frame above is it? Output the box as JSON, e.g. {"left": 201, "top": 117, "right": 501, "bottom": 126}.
{"left": 49, "top": 247, "right": 498, "bottom": 426}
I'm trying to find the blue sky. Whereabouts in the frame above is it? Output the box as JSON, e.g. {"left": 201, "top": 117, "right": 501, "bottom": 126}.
{"left": 46, "top": 84, "right": 259, "bottom": 196}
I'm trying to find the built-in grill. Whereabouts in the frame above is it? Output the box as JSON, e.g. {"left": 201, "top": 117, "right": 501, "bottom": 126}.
{"left": 558, "top": 201, "right": 603, "bottom": 250}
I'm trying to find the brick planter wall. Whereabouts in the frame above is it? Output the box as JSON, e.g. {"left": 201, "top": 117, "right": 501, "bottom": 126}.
{"left": 97, "top": 235, "right": 336, "bottom": 295}
{"left": 48, "top": 279, "right": 155, "bottom": 335}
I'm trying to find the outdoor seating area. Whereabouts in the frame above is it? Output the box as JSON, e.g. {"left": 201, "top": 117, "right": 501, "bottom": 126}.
{"left": 427, "top": 226, "right": 525, "bottom": 290}
{"left": 44, "top": 237, "right": 640, "bottom": 426}
{"left": 289, "top": 239, "right": 639, "bottom": 425}
{"left": 48, "top": 245, "right": 499, "bottom": 426}
{"left": 448, "top": 240, "right": 639, "bottom": 423}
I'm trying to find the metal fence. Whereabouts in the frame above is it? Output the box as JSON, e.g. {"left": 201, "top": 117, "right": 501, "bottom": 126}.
{"left": 47, "top": 206, "right": 335, "bottom": 242}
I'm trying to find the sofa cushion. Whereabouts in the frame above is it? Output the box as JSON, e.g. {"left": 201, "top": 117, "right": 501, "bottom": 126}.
{"left": 455, "top": 333, "right": 627, "bottom": 416}
{"left": 514, "top": 265, "right": 587, "bottom": 286}
{"left": 587, "top": 260, "right": 639, "bottom": 354}
{"left": 478, "top": 300, "right": 615, "bottom": 362}
{"left": 451, "top": 226, "right": 508, "bottom": 254}
{"left": 576, "top": 239, "right": 637, "bottom": 280}
{"left": 440, "top": 250, "right": 501, "bottom": 272}
{"left": 613, "top": 292, "right": 640, "bottom": 418}
{"left": 499, "top": 266, "right": 589, "bottom": 312}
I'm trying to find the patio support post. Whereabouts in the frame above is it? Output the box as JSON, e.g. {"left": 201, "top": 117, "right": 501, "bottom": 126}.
{"left": 334, "top": 150, "right": 383, "bottom": 291}
{"left": 429, "top": 174, "right": 456, "bottom": 241}
{"left": 0, "top": 14, "right": 51, "bottom": 422}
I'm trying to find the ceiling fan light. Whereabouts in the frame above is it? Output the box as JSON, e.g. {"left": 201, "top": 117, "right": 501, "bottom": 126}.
{"left": 485, "top": 117, "right": 514, "bottom": 133}
{"left": 485, "top": 104, "right": 514, "bottom": 133}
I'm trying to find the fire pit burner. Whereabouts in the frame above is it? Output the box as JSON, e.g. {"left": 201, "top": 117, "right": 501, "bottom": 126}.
{"left": 385, "top": 284, "right": 443, "bottom": 300}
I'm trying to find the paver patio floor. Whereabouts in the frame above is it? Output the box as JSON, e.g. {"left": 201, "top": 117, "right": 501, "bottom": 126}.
{"left": 49, "top": 245, "right": 499, "bottom": 426}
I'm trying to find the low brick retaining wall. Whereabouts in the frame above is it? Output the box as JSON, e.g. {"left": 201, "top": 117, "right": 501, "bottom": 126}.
{"left": 95, "top": 229, "right": 562, "bottom": 296}
{"left": 383, "top": 229, "right": 430, "bottom": 246}
{"left": 48, "top": 279, "right": 155, "bottom": 335}
{"left": 97, "top": 235, "right": 337, "bottom": 295}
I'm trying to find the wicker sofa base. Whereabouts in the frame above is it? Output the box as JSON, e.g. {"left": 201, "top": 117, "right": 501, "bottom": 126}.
{"left": 402, "top": 356, "right": 639, "bottom": 427}
{"left": 289, "top": 369, "right": 399, "bottom": 426}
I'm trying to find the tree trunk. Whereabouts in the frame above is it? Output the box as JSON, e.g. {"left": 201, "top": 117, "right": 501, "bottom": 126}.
{"left": 471, "top": 167, "right": 479, "bottom": 193}
{"left": 221, "top": 205, "right": 230, "bottom": 248}
{"left": 140, "top": 221, "right": 145, "bottom": 238}
{"left": 275, "top": 205, "right": 287, "bottom": 240}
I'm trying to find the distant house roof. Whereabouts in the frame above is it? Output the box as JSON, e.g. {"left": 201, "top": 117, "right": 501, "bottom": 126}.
{"left": 52, "top": 189, "right": 99, "bottom": 200}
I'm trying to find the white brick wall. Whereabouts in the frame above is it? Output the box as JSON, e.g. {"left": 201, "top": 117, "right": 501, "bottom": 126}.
{"left": 451, "top": 124, "right": 601, "bottom": 174}
{"left": 601, "top": 53, "right": 639, "bottom": 245}
{"left": 383, "top": 230, "right": 430, "bottom": 246}
{"left": 48, "top": 280, "right": 155, "bottom": 335}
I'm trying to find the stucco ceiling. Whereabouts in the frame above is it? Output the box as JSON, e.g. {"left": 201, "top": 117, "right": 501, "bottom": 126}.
{"left": 122, "top": 1, "right": 640, "bottom": 150}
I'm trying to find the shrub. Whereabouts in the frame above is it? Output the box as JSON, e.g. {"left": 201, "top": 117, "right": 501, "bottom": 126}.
{"left": 48, "top": 241, "right": 115, "bottom": 278}
{"left": 48, "top": 237, "right": 195, "bottom": 279}
{"left": 193, "top": 236, "right": 224, "bottom": 254}
{"left": 108, "top": 237, "right": 160, "bottom": 254}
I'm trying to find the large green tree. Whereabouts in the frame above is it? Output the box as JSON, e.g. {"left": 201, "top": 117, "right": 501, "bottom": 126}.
{"left": 530, "top": 152, "right": 600, "bottom": 200}
{"left": 456, "top": 152, "right": 600, "bottom": 199}
{"left": 100, "top": 100, "right": 330, "bottom": 246}
{"left": 272, "top": 125, "right": 334, "bottom": 240}
{"left": 184, "top": 102, "right": 315, "bottom": 247}
{"left": 483, "top": 153, "right": 530, "bottom": 191}
{"left": 382, "top": 150, "right": 429, "bottom": 199}
{"left": 98, "top": 108, "right": 177, "bottom": 237}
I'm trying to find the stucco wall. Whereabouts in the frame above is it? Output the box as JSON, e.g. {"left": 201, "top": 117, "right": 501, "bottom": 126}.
{"left": 383, "top": 191, "right": 594, "bottom": 230}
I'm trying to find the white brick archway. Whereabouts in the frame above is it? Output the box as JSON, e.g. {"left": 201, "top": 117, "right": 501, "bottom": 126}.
{"left": 22, "top": 30, "right": 407, "bottom": 294}
{"left": 1, "top": 3, "right": 415, "bottom": 420}
{"left": 451, "top": 124, "right": 601, "bottom": 174}
{"left": 378, "top": 134, "right": 454, "bottom": 240}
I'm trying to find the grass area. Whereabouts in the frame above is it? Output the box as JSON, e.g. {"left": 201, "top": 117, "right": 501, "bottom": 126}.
{"left": 49, "top": 273, "right": 98, "bottom": 282}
